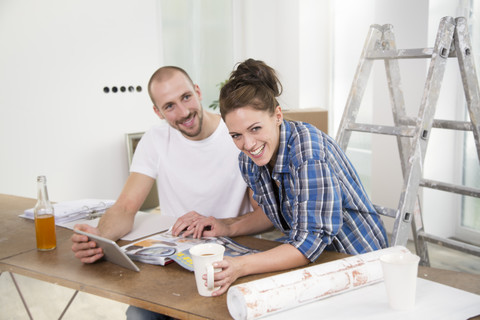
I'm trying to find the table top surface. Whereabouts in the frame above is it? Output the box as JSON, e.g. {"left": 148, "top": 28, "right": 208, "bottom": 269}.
{"left": 1, "top": 194, "right": 479, "bottom": 320}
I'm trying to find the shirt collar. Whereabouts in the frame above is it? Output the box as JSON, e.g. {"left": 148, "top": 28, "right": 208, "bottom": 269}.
{"left": 273, "top": 120, "right": 292, "bottom": 175}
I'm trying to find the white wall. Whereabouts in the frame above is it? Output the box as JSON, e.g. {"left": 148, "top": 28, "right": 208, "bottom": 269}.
{"left": 160, "top": 0, "right": 234, "bottom": 109}
{"left": 0, "top": 0, "right": 162, "bottom": 201}
{"left": 232, "top": 0, "right": 331, "bottom": 114}
{"left": 237, "top": 0, "right": 299, "bottom": 110}
{"left": 298, "top": 0, "right": 332, "bottom": 113}
{"left": 1, "top": 0, "right": 471, "bottom": 243}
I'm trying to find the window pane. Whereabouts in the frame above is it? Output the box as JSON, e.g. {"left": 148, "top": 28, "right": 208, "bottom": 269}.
{"left": 160, "top": 0, "right": 233, "bottom": 110}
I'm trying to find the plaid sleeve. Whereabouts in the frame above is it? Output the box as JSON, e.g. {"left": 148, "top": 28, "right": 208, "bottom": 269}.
{"left": 287, "top": 159, "right": 344, "bottom": 262}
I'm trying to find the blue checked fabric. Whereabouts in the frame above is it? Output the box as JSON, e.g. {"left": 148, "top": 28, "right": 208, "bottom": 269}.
{"left": 238, "top": 120, "right": 388, "bottom": 262}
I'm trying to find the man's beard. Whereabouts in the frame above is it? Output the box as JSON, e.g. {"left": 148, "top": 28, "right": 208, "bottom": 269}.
{"left": 177, "top": 111, "right": 203, "bottom": 138}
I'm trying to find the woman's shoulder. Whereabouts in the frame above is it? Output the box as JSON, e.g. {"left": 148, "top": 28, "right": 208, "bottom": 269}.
{"left": 285, "top": 120, "right": 328, "bottom": 162}
{"left": 286, "top": 120, "right": 327, "bottom": 146}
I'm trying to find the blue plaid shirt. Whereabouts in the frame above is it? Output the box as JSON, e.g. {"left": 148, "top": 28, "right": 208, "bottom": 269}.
{"left": 238, "top": 120, "right": 388, "bottom": 262}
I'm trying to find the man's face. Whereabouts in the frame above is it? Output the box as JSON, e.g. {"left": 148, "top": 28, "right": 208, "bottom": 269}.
{"left": 151, "top": 72, "right": 204, "bottom": 140}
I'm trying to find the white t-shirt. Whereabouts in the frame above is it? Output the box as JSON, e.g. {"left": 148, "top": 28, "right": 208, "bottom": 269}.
{"left": 130, "top": 119, "right": 251, "bottom": 219}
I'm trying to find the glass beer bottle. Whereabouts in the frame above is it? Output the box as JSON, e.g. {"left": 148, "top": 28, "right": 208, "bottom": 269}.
{"left": 34, "top": 175, "right": 57, "bottom": 250}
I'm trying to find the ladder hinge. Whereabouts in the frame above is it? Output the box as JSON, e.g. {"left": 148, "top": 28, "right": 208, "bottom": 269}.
{"left": 421, "top": 130, "right": 429, "bottom": 140}
{"left": 440, "top": 47, "right": 449, "bottom": 58}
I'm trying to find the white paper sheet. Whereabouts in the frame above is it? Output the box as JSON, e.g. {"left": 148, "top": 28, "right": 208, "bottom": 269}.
{"left": 227, "top": 246, "right": 410, "bottom": 320}
{"left": 59, "top": 211, "right": 176, "bottom": 241}
{"left": 263, "top": 278, "right": 480, "bottom": 320}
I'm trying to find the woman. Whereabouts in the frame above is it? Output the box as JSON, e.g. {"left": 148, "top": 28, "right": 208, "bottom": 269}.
{"left": 187, "top": 58, "right": 388, "bottom": 296}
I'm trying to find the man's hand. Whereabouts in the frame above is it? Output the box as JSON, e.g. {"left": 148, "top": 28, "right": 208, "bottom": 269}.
{"left": 71, "top": 224, "right": 104, "bottom": 263}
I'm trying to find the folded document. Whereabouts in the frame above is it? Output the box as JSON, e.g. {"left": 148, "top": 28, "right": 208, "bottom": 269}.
{"left": 21, "top": 199, "right": 115, "bottom": 224}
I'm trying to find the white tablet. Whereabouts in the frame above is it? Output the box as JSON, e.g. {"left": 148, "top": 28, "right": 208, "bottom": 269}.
{"left": 74, "top": 229, "right": 140, "bottom": 272}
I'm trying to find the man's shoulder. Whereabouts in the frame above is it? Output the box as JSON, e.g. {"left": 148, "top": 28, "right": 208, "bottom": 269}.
{"left": 142, "top": 122, "right": 170, "bottom": 139}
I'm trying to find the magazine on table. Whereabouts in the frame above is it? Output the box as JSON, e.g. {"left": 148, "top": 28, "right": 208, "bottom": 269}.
{"left": 121, "top": 229, "right": 260, "bottom": 271}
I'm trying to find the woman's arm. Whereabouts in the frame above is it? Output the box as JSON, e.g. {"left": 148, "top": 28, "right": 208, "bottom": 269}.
{"left": 210, "top": 243, "right": 309, "bottom": 296}
{"left": 226, "top": 189, "right": 273, "bottom": 237}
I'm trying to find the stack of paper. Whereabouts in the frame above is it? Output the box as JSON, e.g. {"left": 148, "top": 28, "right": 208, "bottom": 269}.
{"left": 22, "top": 199, "right": 115, "bottom": 224}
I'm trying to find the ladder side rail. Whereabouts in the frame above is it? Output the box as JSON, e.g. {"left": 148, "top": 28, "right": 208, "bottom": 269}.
{"left": 454, "top": 17, "right": 480, "bottom": 160}
{"left": 383, "top": 24, "right": 413, "bottom": 177}
{"left": 410, "top": 196, "right": 429, "bottom": 265}
{"left": 335, "top": 25, "right": 383, "bottom": 149}
{"left": 378, "top": 25, "right": 430, "bottom": 259}
{"left": 391, "top": 17, "right": 457, "bottom": 248}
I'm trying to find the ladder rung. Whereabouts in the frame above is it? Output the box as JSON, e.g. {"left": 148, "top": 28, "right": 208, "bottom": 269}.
{"left": 366, "top": 48, "right": 457, "bottom": 60}
{"left": 401, "top": 117, "right": 475, "bottom": 131}
{"left": 346, "top": 123, "right": 415, "bottom": 137}
{"left": 433, "top": 119, "right": 475, "bottom": 131}
{"left": 367, "top": 48, "right": 433, "bottom": 59}
{"left": 373, "top": 204, "right": 397, "bottom": 218}
{"left": 417, "top": 231, "right": 480, "bottom": 257}
{"left": 420, "top": 179, "right": 480, "bottom": 198}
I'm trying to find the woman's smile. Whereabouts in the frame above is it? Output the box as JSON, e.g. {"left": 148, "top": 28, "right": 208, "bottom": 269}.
{"left": 249, "top": 144, "right": 265, "bottom": 157}
{"left": 225, "top": 106, "right": 282, "bottom": 167}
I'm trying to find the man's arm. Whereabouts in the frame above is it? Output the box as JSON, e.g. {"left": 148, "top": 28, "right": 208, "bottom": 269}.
{"left": 96, "top": 172, "right": 155, "bottom": 240}
{"left": 71, "top": 172, "right": 155, "bottom": 263}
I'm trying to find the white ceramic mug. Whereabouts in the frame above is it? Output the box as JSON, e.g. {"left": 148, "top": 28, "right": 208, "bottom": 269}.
{"left": 380, "top": 252, "right": 420, "bottom": 310}
{"left": 190, "top": 243, "right": 225, "bottom": 297}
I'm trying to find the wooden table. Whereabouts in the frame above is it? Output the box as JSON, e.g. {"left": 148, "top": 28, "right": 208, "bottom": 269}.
{"left": 1, "top": 194, "right": 479, "bottom": 319}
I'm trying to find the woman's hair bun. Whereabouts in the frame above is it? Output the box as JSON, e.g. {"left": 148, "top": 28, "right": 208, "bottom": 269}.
{"left": 229, "top": 59, "right": 282, "bottom": 97}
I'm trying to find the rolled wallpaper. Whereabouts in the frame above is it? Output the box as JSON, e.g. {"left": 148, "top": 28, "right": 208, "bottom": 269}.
{"left": 227, "top": 246, "right": 410, "bottom": 320}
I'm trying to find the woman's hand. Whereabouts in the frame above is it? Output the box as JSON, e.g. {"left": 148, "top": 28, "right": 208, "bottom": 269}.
{"left": 171, "top": 211, "right": 207, "bottom": 236}
{"left": 204, "top": 244, "right": 310, "bottom": 296}
{"left": 204, "top": 256, "right": 243, "bottom": 296}
{"left": 189, "top": 216, "right": 232, "bottom": 238}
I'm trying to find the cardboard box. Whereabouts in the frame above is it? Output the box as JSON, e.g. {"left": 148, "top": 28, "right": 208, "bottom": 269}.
{"left": 283, "top": 108, "right": 328, "bottom": 133}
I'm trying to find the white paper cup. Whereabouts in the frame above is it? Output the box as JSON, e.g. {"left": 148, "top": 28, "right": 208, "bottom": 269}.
{"left": 190, "top": 243, "right": 225, "bottom": 297}
{"left": 380, "top": 252, "right": 420, "bottom": 310}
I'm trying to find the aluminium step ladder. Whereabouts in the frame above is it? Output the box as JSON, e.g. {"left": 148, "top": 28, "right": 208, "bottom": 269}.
{"left": 336, "top": 16, "right": 480, "bottom": 266}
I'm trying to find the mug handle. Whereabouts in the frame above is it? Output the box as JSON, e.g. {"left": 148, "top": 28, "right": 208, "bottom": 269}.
{"left": 206, "top": 264, "right": 215, "bottom": 290}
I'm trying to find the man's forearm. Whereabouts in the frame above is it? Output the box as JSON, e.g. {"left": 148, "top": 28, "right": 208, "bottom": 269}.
{"left": 97, "top": 204, "right": 135, "bottom": 240}
{"left": 97, "top": 172, "right": 154, "bottom": 240}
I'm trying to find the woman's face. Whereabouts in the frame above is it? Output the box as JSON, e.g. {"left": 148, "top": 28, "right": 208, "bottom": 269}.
{"left": 225, "top": 106, "right": 283, "bottom": 168}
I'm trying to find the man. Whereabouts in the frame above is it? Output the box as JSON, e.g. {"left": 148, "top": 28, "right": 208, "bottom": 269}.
{"left": 71, "top": 66, "right": 261, "bottom": 319}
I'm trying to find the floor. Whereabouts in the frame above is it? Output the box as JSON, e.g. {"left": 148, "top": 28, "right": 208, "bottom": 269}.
{"left": 1, "top": 235, "right": 479, "bottom": 320}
